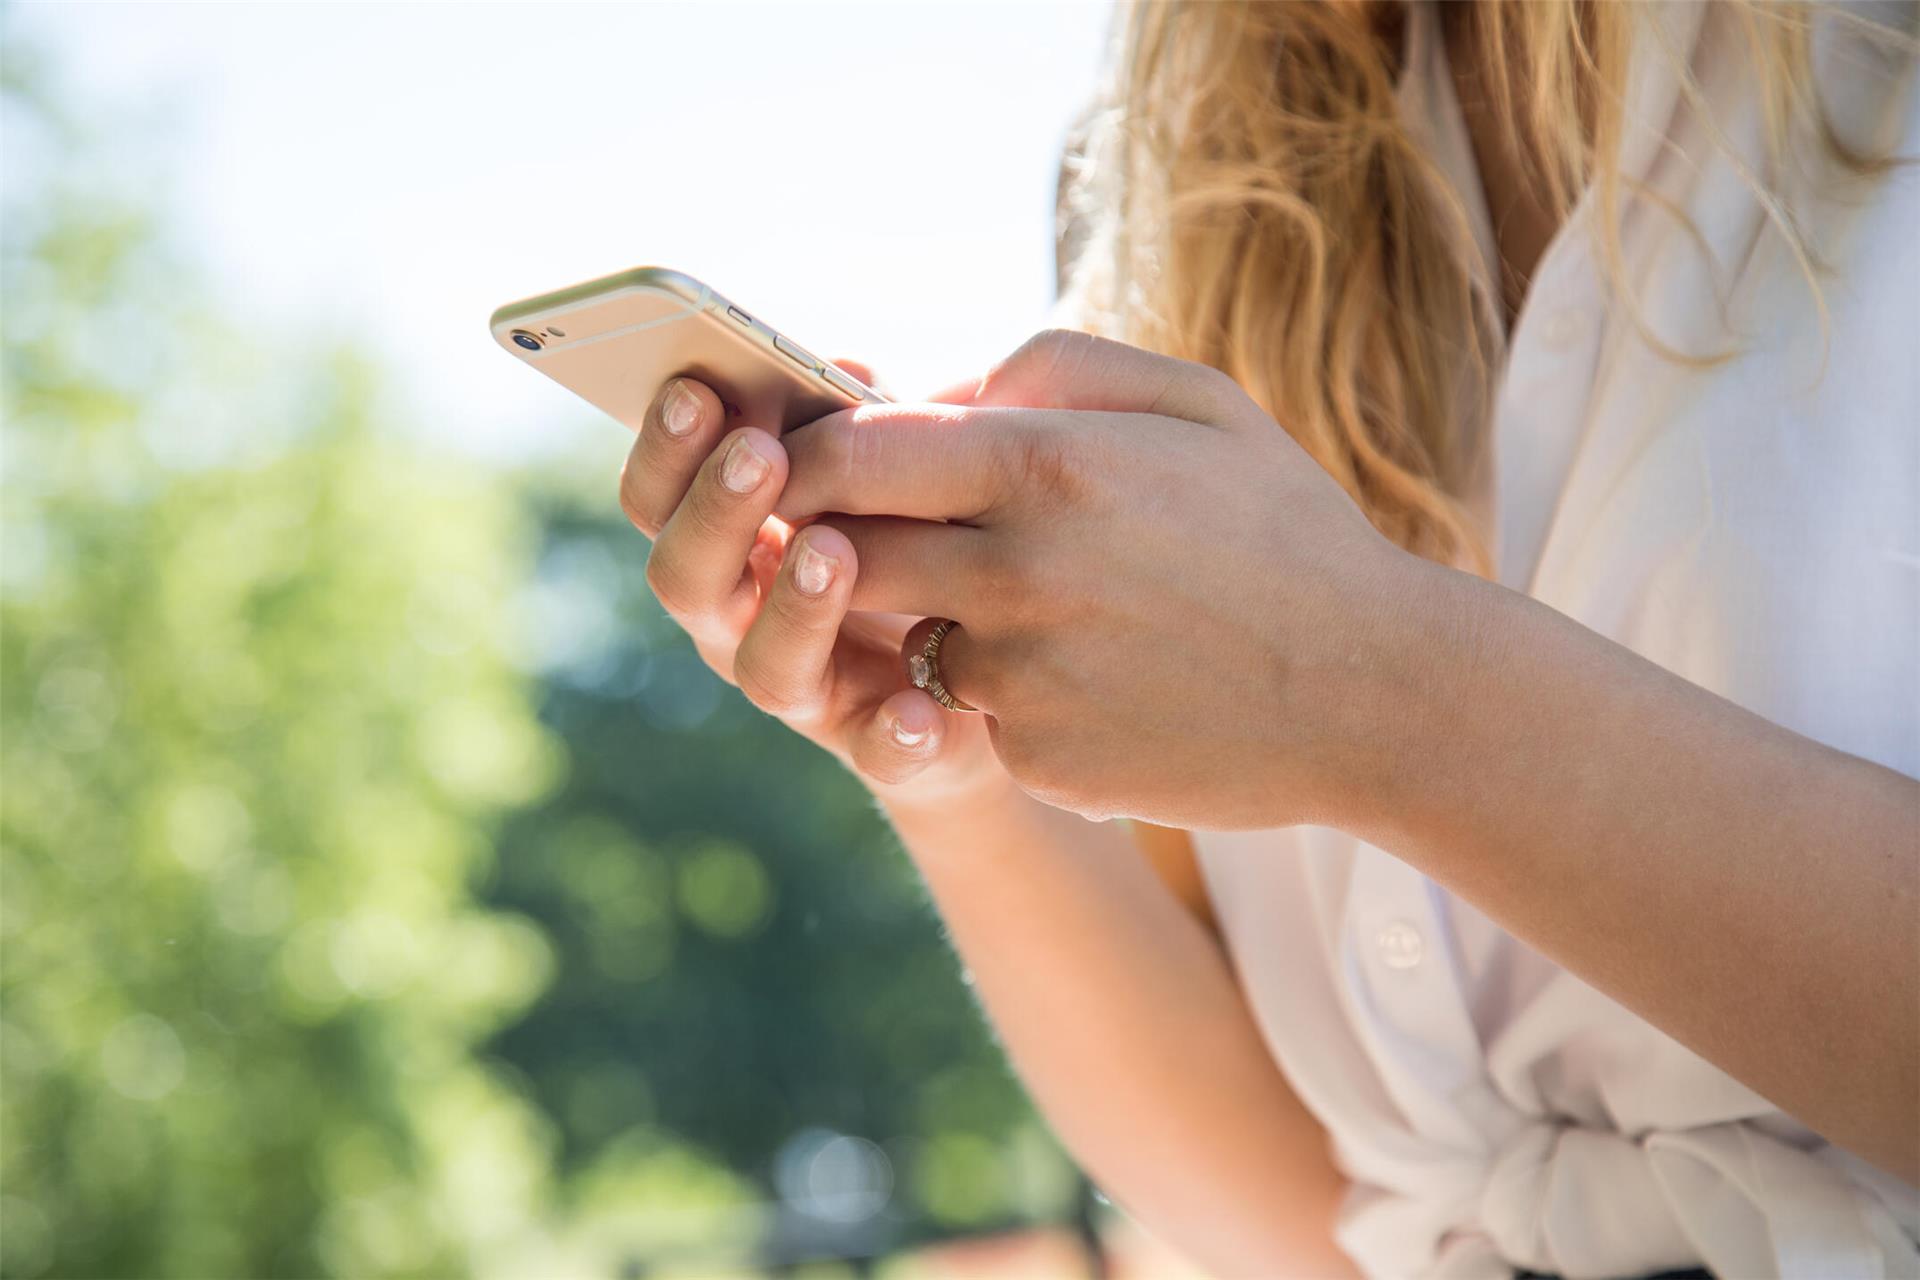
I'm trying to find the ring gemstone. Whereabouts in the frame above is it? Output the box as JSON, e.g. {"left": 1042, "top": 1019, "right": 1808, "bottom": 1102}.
{"left": 908, "top": 654, "right": 933, "bottom": 688}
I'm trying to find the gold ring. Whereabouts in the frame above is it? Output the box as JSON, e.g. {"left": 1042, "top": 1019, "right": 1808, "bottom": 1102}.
{"left": 908, "top": 619, "right": 977, "bottom": 713}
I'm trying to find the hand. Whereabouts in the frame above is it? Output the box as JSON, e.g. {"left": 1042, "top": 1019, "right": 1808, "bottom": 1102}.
{"left": 776, "top": 331, "right": 1441, "bottom": 830}
{"left": 615, "top": 364, "right": 1010, "bottom": 814}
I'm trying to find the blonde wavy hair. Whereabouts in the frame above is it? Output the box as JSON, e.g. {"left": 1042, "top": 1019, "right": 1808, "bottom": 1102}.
{"left": 1061, "top": 1, "right": 1909, "bottom": 571}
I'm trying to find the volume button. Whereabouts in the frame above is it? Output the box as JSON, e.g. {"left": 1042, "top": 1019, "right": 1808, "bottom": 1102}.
{"left": 726, "top": 306, "right": 753, "bottom": 327}
{"left": 821, "top": 365, "right": 866, "bottom": 401}
{"left": 773, "top": 334, "right": 818, "bottom": 371}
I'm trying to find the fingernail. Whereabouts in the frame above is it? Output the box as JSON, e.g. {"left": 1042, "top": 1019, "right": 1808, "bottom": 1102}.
{"left": 662, "top": 380, "right": 701, "bottom": 436}
{"left": 891, "top": 716, "right": 930, "bottom": 747}
{"left": 720, "top": 434, "right": 772, "bottom": 493}
{"left": 791, "top": 540, "right": 838, "bottom": 596}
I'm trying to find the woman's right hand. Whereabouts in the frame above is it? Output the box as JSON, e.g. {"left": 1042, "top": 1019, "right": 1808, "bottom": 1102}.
{"left": 617, "top": 371, "right": 1007, "bottom": 812}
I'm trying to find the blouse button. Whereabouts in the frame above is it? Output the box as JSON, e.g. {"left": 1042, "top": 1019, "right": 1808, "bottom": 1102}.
{"left": 1376, "top": 919, "right": 1425, "bottom": 970}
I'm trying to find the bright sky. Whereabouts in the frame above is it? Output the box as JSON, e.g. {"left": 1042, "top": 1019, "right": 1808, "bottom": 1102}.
{"left": 15, "top": 1, "right": 1114, "bottom": 459}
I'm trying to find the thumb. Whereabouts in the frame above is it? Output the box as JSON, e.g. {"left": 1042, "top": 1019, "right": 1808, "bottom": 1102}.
{"left": 848, "top": 688, "right": 948, "bottom": 787}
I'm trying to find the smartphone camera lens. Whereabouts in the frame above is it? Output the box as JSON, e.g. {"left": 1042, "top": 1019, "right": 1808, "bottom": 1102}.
{"left": 511, "top": 330, "right": 544, "bottom": 352}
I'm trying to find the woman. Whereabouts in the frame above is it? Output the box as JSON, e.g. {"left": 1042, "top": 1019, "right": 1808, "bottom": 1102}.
{"left": 614, "top": 1, "right": 1918, "bottom": 1275}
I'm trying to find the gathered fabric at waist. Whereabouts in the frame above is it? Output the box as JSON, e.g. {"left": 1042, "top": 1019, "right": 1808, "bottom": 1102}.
{"left": 1192, "top": 833, "right": 1920, "bottom": 1279}
{"left": 1335, "top": 1116, "right": 1919, "bottom": 1280}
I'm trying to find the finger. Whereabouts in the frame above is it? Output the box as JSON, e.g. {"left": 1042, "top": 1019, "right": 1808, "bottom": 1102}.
{"left": 829, "top": 357, "right": 887, "bottom": 398}
{"left": 745, "top": 522, "right": 788, "bottom": 599}
{"left": 775, "top": 403, "right": 1044, "bottom": 523}
{"left": 901, "top": 615, "right": 996, "bottom": 716}
{"left": 820, "top": 516, "right": 992, "bottom": 619}
{"left": 848, "top": 688, "right": 946, "bottom": 786}
{"left": 619, "top": 377, "right": 731, "bottom": 536}
{"left": 925, "top": 372, "right": 987, "bottom": 405}
{"left": 645, "top": 427, "right": 787, "bottom": 639}
{"left": 730, "top": 523, "right": 854, "bottom": 725}
{"left": 942, "top": 329, "right": 1253, "bottom": 426}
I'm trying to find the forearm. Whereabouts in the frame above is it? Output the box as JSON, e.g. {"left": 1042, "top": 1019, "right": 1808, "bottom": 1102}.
{"left": 1371, "top": 560, "right": 1920, "bottom": 1180}
{"left": 883, "top": 783, "right": 1357, "bottom": 1277}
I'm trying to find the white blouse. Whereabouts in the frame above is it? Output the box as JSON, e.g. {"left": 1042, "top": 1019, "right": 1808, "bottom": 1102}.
{"left": 1190, "top": 3, "right": 1920, "bottom": 1277}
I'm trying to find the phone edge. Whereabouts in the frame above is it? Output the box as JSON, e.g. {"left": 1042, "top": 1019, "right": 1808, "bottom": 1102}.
{"left": 487, "top": 265, "right": 704, "bottom": 333}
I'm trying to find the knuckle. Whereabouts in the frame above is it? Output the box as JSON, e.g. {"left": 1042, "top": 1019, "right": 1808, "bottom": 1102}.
{"left": 683, "top": 448, "right": 761, "bottom": 534}
{"left": 1197, "top": 361, "right": 1241, "bottom": 398}
{"left": 1185, "top": 358, "right": 1257, "bottom": 421}
{"left": 838, "top": 419, "right": 885, "bottom": 483}
{"left": 618, "top": 458, "right": 661, "bottom": 536}
{"left": 1008, "top": 423, "right": 1091, "bottom": 503}
{"left": 642, "top": 545, "right": 694, "bottom": 615}
{"left": 752, "top": 591, "right": 812, "bottom": 652}
{"left": 771, "top": 568, "right": 835, "bottom": 629}
{"left": 677, "top": 480, "right": 734, "bottom": 543}
{"left": 808, "top": 420, "right": 860, "bottom": 487}
{"left": 979, "top": 329, "right": 1082, "bottom": 401}
{"left": 1022, "top": 327, "right": 1082, "bottom": 366}
{"left": 732, "top": 654, "right": 812, "bottom": 722}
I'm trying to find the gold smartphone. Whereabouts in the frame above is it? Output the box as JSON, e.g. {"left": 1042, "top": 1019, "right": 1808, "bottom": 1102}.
{"left": 490, "top": 266, "right": 887, "bottom": 434}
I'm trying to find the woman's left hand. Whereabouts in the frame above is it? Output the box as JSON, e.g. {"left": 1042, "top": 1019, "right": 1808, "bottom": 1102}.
{"left": 775, "top": 330, "right": 1448, "bottom": 830}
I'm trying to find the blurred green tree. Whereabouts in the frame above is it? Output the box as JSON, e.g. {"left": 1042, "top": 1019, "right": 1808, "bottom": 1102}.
{"left": 0, "top": 49, "right": 564, "bottom": 1280}
{"left": 0, "top": 29, "right": 1083, "bottom": 1280}
{"left": 483, "top": 480, "right": 1079, "bottom": 1268}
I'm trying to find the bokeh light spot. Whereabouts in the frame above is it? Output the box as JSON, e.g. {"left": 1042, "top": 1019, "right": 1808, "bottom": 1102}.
{"left": 912, "top": 1131, "right": 1004, "bottom": 1227}
{"left": 774, "top": 1128, "right": 893, "bottom": 1225}
{"left": 675, "top": 842, "right": 772, "bottom": 940}
{"left": 100, "top": 1013, "right": 187, "bottom": 1101}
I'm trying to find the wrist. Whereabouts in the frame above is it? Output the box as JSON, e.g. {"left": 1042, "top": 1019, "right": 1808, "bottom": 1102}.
{"left": 1323, "top": 549, "right": 1492, "bottom": 846}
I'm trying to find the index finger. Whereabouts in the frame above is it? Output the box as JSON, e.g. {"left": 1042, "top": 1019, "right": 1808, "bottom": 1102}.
{"left": 932, "top": 329, "right": 1253, "bottom": 426}
{"left": 774, "top": 403, "right": 1042, "bottom": 524}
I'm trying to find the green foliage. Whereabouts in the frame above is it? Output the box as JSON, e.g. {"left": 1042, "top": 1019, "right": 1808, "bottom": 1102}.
{"left": 1, "top": 62, "right": 562, "bottom": 1280}
{"left": 0, "top": 33, "right": 1079, "bottom": 1280}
